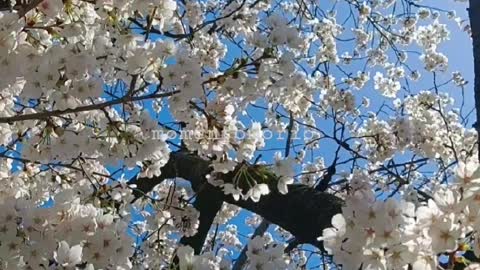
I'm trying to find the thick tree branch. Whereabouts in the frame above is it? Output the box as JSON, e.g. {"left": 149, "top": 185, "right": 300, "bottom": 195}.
{"left": 179, "top": 184, "right": 224, "bottom": 255}
{"left": 0, "top": 0, "right": 45, "bottom": 17}
{"left": 223, "top": 182, "right": 342, "bottom": 246}
{"left": 131, "top": 152, "right": 343, "bottom": 253}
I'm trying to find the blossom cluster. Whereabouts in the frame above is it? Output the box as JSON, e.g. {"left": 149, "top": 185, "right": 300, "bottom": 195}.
{"left": 0, "top": 0, "right": 474, "bottom": 269}
{"left": 321, "top": 161, "right": 480, "bottom": 270}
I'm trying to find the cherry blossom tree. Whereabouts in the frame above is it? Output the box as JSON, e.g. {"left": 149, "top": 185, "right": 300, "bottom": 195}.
{"left": 0, "top": 0, "right": 477, "bottom": 269}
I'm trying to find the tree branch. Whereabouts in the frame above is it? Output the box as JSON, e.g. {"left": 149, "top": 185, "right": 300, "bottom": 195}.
{"left": 0, "top": 0, "right": 45, "bottom": 17}
{"left": 179, "top": 183, "right": 224, "bottom": 254}
{"left": 232, "top": 220, "right": 270, "bottom": 270}
{"left": 0, "top": 91, "right": 178, "bottom": 124}
{"left": 131, "top": 152, "right": 343, "bottom": 252}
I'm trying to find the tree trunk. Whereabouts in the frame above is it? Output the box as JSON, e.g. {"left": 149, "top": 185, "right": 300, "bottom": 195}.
{"left": 469, "top": 0, "right": 480, "bottom": 160}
